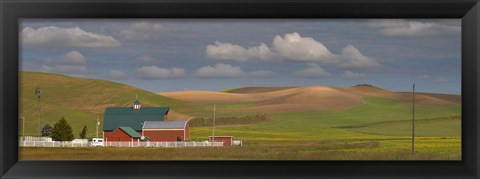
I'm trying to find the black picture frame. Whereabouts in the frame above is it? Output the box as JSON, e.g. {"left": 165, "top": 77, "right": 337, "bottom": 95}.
{"left": 1, "top": 0, "right": 479, "bottom": 178}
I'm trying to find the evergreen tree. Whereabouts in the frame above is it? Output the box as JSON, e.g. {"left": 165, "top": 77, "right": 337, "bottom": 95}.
{"left": 51, "top": 117, "right": 74, "bottom": 141}
{"left": 41, "top": 124, "right": 52, "bottom": 137}
{"left": 79, "top": 125, "right": 87, "bottom": 139}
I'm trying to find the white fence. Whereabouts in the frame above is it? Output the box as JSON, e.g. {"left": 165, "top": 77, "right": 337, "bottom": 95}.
{"left": 19, "top": 141, "right": 90, "bottom": 147}
{"left": 19, "top": 140, "right": 224, "bottom": 148}
{"left": 104, "top": 141, "right": 224, "bottom": 147}
{"left": 19, "top": 136, "right": 52, "bottom": 142}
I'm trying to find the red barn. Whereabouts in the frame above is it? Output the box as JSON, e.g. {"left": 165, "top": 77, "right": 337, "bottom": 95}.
{"left": 209, "top": 136, "right": 234, "bottom": 146}
{"left": 103, "top": 99, "right": 189, "bottom": 142}
{"left": 142, "top": 121, "right": 189, "bottom": 141}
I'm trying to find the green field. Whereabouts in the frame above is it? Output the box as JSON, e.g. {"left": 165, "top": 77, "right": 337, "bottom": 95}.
{"left": 189, "top": 97, "right": 460, "bottom": 141}
{"left": 19, "top": 72, "right": 461, "bottom": 160}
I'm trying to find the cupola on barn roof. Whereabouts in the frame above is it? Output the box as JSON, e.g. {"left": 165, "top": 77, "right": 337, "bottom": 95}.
{"left": 134, "top": 99, "right": 140, "bottom": 105}
{"left": 133, "top": 99, "right": 141, "bottom": 110}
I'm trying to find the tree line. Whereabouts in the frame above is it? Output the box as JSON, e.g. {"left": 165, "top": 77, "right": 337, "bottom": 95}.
{"left": 41, "top": 116, "right": 88, "bottom": 141}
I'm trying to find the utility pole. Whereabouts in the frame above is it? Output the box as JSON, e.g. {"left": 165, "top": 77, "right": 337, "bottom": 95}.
{"left": 37, "top": 95, "right": 40, "bottom": 136}
{"left": 412, "top": 83, "right": 415, "bottom": 155}
{"left": 96, "top": 114, "right": 100, "bottom": 138}
{"left": 93, "top": 95, "right": 106, "bottom": 139}
{"left": 212, "top": 104, "right": 216, "bottom": 147}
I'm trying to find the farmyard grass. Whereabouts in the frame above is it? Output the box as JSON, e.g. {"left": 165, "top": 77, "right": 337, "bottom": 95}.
{"left": 20, "top": 138, "right": 460, "bottom": 160}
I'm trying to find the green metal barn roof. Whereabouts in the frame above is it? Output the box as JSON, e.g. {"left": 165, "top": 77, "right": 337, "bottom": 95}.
{"left": 116, "top": 127, "right": 142, "bottom": 138}
{"left": 103, "top": 107, "right": 169, "bottom": 131}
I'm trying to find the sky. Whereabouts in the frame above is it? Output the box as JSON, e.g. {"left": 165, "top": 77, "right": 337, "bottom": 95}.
{"left": 20, "top": 19, "right": 461, "bottom": 94}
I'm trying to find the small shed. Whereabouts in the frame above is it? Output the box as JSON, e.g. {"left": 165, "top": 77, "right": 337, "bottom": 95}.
{"left": 142, "top": 121, "right": 189, "bottom": 141}
{"left": 208, "top": 136, "right": 233, "bottom": 146}
{"left": 106, "top": 127, "right": 142, "bottom": 142}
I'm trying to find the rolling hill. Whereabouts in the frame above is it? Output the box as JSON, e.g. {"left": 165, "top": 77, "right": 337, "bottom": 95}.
{"left": 159, "top": 85, "right": 460, "bottom": 113}
{"left": 19, "top": 72, "right": 461, "bottom": 141}
{"left": 160, "top": 85, "right": 461, "bottom": 140}
{"left": 19, "top": 72, "right": 196, "bottom": 137}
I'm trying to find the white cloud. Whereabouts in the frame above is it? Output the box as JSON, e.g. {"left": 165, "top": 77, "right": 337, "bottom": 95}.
{"left": 206, "top": 32, "right": 380, "bottom": 69}
{"left": 60, "top": 51, "right": 86, "bottom": 65}
{"left": 274, "top": 33, "right": 380, "bottom": 69}
{"left": 108, "top": 70, "right": 128, "bottom": 80}
{"left": 248, "top": 70, "right": 276, "bottom": 78}
{"left": 41, "top": 51, "right": 88, "bottom": 74}
{"left": 273, "top": 32, "right": 335, "bottom": 62}
{"left": 120, "top": 22, "right": 167, "bottom": 40}
{"left": 135, "top": 66, "right": 186, "bottom": 79}
{"left": 21, "top": 26, "right": 120, "bottom": 48}
{"left": 336, "top": 45, "right": 381, "bottom": 69}
{"left": 206, "top": 42, "right": 273, "bottom": 61}
{"left": 342, "top": 71, "right": 368, "bottom": 80}
{"left": 195, "top": 63, "right": 246, "bottom": 78}
{"left": 369, "top": 19, "right": 461, "bottom": 37}
{"left": 293, "top": 64, "right": 331, "bottom": 78}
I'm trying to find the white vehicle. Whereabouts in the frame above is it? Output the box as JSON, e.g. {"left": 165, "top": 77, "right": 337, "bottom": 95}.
{"left": 91, "top": 138, "right": 104, "bottom": 147}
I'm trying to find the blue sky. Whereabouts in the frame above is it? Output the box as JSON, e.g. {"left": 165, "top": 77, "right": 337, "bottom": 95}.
{"left": 20, "top": 19, "right": 461, "bottom": 94}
